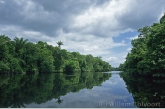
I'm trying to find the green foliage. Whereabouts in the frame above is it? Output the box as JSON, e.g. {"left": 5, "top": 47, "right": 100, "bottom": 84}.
{"left": 0, "top": 35, "right": 111, "bottom": 74}
{"left": 120, "top": 14, "right": 165, "bottom": 108}
{"left": 36, "top": 41, "right": 55, "bottom": 73}
{"left": 23, "top": 42, "right": 39, "bottom": 73}
{"left": 110, "top": 64, "right": 124, "bottom": 71}
{"left": 8, "top": 56, "right": 23, "bottom": 74}
{"left": 0, "top": 61, "right": 10, "bottom": 73}
{"left": 56, "top": 40, "right": 63, "bottom": 49}
{"left": 64, "top": 59, "right": 80, "bottom": 73}
{"left": 0, "top": 35, "right": 10, "bottom": 60}
{"left": 13, "top": 37, "right": 28, "bottom": 56}
{"left": 123, "top": 14, "right": 165, "bottom": 76}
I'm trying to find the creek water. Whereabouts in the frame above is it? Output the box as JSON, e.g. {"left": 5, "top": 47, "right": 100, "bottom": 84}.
{"left": 0, "top": 71, "right": 137, "bottom": 108}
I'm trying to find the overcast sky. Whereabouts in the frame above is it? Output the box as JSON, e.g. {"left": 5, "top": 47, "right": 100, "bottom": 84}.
{"left": 0, "top": 0, "right": 165, "bottom": 67}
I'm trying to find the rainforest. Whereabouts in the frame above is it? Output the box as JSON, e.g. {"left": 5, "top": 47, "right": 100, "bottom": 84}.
{"left": 0, "top": 35, "right": 111, "bottom": 74}
{"left": 0, "top": 14, "right": 165, "bottom": 108}
{"left": 119, "top": 14, "right": 165, "bottom": 107}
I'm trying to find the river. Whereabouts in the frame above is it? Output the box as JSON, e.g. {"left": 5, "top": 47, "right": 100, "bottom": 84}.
{"left": 0, "top": 71, "right": 137, "bottom": 108}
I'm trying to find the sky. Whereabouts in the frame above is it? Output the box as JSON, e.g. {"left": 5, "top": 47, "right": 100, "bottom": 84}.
{"left": 0, "top": 0, "right": 165, "bottom": 67}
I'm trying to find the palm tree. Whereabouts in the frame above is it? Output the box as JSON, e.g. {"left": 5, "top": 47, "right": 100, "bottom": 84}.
{"left": 56, "top": 41, "right": 63, "bottom": 49}
{"left": 0, "top": 40, "right": 8, "bottom": 46}
{"left": 0, "top": 35, "right": 10, "bottom": 46}
{"left": 14, "top": 37, "right": 28, "bottom": 53}
{"left": 56, "top": 97, "right": 63, "bottom": 104}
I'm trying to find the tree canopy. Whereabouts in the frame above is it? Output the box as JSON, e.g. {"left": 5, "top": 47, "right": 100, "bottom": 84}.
{"left": 119, "top": 14, "right": 165, "bottom": 77}
{"left": 0, "top": 36, "right": 111, "bottom": 74}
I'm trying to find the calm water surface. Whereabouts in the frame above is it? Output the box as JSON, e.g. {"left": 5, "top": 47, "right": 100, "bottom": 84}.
{"left": 0, "top": 71, "right": 136, "bottom": 108}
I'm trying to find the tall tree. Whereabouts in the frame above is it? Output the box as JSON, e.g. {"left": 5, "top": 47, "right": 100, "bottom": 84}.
{"left": 56, "top": 41, "right": 63, "bottom": 49}
{"left": 14, "top": 37, "right": 28, "bottom": 53}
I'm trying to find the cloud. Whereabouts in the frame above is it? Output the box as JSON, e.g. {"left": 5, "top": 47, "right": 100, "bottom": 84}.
{"left": 126, "top": 47, "right": 132, "bottom": 51}
{"left": 127, "top": 35, "right": 138, "bottom": 40}
{"left": 48, "top": 32, "right": 126, "bottom": 56}
{"left": 71, "top": 0, "right": 131, "bottom": 38}
{"left": 116, "top": 0, "right": 165, "bottom": 29}
{"left": 0, "top": 0, "right": 165, "bottom": 67}
{"left": 105, "top": 57, "right": 118, "bottom": 61}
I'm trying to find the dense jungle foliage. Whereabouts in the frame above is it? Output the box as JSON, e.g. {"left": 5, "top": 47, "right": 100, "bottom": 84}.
{"left": 120, "top": 14, "right": 165, "bottom": 77}
{"left": 0, "top": 35, "right": 111, "bottom": 74}
{"left": 118, "top": 14, "right": 165, "bottom": 108}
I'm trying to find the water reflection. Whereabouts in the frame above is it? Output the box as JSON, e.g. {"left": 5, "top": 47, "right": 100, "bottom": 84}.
{"left": 0, "top": 72, "right": 111, "bottom": 108}
{"left": 120, "top": 72, "right": 165, "bottom": 108}
{"left": 25, "top": 71, "right": 136, "bottom": 108}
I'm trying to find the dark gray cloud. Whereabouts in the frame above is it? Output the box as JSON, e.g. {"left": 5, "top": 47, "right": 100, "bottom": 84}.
{"left": 1, "top": 0, "right": 164, "bottom": 38}
{"left": 31, "top": 0, "right": 111, "bottom": 36}
{"left": 0, "top": 0, "right": 63, "bottom": 36}
{"left": 0, "top": 0, "right": 110, "bottom": 37}
{"left": 0, "top": 0, "right": 24, "bottom": 25}
{"left": 116, "top": 0, "right": 165, "bottom": 30}
{"left": 33, "top": 0, "right": 110, "bottom": 12}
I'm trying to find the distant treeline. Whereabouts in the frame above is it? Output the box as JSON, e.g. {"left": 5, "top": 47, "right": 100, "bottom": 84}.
{"left": 110, "top": 63, "right": 124, "bottom": 71}
{"left": 119, "top": 14, "right": 165, "bottom": 77}
{"left": 0, "top": 35, "right": 111, "bottom": 74}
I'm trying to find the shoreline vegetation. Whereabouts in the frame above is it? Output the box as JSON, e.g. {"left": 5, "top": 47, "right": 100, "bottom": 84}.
{"left": 118, "top": 14, "right": 165, "bottom": 108}
{"left": 119, "top": 14, "right": 165, "bottom": 77}
{"left": 0, "top": 35, "right": 111, "bottom": 74}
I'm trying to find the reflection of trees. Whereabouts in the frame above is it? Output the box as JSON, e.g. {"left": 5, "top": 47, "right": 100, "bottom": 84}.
{"left": 56, "top": 97, "right": 63, "bottom": 104}
{"left": 9, "top": 92, "right": 26, "bottom": 108}
{"left": 120, "top": 72, "right": 165, "bottom": 108}
{"left": 0, "top": 72, "right": 111, "bottom": 107}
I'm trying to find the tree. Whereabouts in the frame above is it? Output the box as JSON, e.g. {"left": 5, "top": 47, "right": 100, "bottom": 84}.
{"left": 13, "top": 37, "right": 28, "bottom": 53}
{"left": 0, "top": 35, "right": 111, "bottom": 74}
{"left": 123, "top": 14, "right": 165, "bottom": 76}
{"left": 23, "top": 42, "right": 39, "bottom": 73}
{"left": 36, "top": 41, "right": 55, "bottom": 73}
{"left": 56, "top": 41, "right": 63, "bottom": 49}
{"left": 0, "top": 35, "right": 10, "bottom": 60}
{"left": 64, "top": 59, "right": 80, "bottom": 73}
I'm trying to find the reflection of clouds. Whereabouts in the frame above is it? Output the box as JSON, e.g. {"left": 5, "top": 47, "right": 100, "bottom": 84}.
{"left": 105, "top": 80, "right": 117, "bottom": 85}
{"left": 25, "top": 72, "right": 134, "bottom": 108}
{"left": 103, "top": 74, "right": 123, "bottom": 86}
{"left": 104, "top": 71, "right": 122, "bottom": 74}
